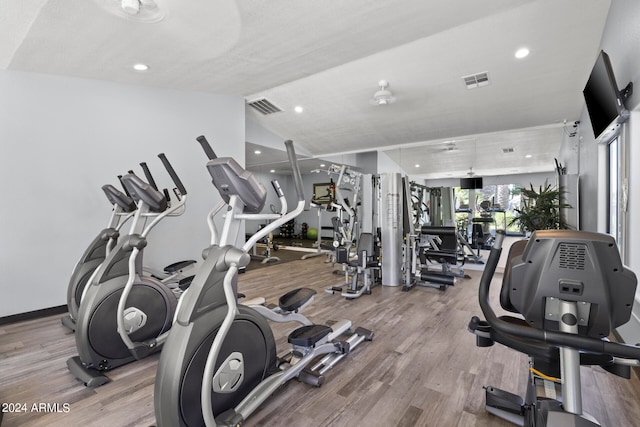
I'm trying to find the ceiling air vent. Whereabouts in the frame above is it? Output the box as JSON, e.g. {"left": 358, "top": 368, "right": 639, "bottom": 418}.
{"left": 502, "top": 147, "right": 515, "bottom": 154}
{"left": 462, "top": 72, "right": 490, "bottom": 89}
{"left": 247, "top": 98, "right": 283, "bottom": 115}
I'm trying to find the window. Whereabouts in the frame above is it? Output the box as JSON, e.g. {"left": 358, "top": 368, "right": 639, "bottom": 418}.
{"left": 608, "top": 136, "right": 624, "bottom": 250}
{"left": 454, "top": 184, "right": 523, "bottom": 236}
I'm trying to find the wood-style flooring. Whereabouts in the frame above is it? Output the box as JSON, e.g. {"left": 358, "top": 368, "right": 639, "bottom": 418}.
{"left": 2, "top": 253, "right": 640, "bottom": 426}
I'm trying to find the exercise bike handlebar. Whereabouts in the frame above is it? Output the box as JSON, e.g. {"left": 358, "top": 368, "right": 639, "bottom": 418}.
{"left": 158, "top": 153, "right": 187, "bottom": 196}
{"left": 478, "top": 232, "right": 640, "bottom": 362}
{"left": 140, "top": 162, "right": 159, "bottom": 191}
{"left": 196, "top": 135, "right": 217, "bottom": 160}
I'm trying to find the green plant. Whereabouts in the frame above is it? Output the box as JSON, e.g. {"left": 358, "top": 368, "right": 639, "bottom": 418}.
{"left": 509, "top": 181, "right": 571, "bottom": 232}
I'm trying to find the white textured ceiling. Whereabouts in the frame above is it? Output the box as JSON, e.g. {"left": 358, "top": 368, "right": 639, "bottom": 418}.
{"left": 1, "top": 0, "right": 610, "bottom": 178}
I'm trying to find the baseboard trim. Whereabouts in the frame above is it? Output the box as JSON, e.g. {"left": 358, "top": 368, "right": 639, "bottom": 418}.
{"left": 0, "top": 305, "right": 68, "bottom": 326}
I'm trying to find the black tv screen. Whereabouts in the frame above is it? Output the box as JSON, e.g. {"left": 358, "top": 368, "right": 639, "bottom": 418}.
{"left": 583, "top": 50, "right": 629, "bottom": 144}
{"left": 460, "top": 177, "right": 483, "bottom": 189}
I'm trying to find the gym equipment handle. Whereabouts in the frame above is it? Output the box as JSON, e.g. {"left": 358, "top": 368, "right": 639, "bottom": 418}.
{"left": 196, "top": 135, "right": 217, "bottom": 160}
{"left": 157, "top": 153, "right": 188, "bottom": 196}
{"left": 285, "top": 140, "right": 305, "bottom": 202}
{"left": 271, "top": 180, "right": 284, "bottom": 198}
{"left": 118, "top": 174, "right": 132, "bottom": 198}
{"left": 140, "top": 162, "right": 159, "bottom": 191}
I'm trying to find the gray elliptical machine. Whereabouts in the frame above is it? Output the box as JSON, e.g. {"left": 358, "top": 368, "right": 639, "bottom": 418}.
{"left": 154, "top": 137, "right": 373, "bottom": 427}
{"left": 60, "top": 182, "right": 137, "bottom": 331}
{"left": 469, "top": 230, "right": 640, "bottom": 426}
{"left": 61, "top": 166, "right": 195, "bottom": 332}
{"left": 67, "top": 153, "right": 190, "bottom": 387}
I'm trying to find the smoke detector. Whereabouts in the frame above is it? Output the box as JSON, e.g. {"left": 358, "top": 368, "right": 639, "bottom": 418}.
{"left": 92, "top": 0, "right": 166, "bottom": 23}
{"left": 370, "top": 80, "right": 396, "bottom": 106}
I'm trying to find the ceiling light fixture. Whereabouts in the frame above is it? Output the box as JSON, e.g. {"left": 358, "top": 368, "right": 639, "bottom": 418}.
{"left": 415, "top": 164, "right": 420, "bottom": 168}
{"left": 92, "top": 0, "right": 165, "bottom": 23}
{"left": 254, "top": 150, "right": 261, "bottom": 155}
{"left": 270, "top": 169, "right": 276, "bottom": 173}
{"left": 294, "top": 106, "right": 303, "bottom": 113}
{"left": 320, "top": 164, "right": 325, "bottom": 167}
{"left": 525, "top": 154, "right": 532, "bottom": 158}
{"left": 121, "top": 0, "right": 140, "bottom": 15}
{"left": 133, "top": 63, "right": 149, "bottom": 71}
{"left": 515, "top": 47, "right": 530, "bottom": 59}
{"left": 370, "top": 80, "right": 396, "bottom": 106}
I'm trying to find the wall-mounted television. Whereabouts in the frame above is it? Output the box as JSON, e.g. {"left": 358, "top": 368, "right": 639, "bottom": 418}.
{"left": 583, "top": 50, "right": 632, "bottom": 144}
{"left": 460, "top": 177, "right": 483, "bottom": 189}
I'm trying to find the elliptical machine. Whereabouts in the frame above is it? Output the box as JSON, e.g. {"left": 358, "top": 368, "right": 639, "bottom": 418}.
{"left": 67, "top": 153, "right": 190, "bottom": 387}
{"left": 61, "top": 166, "right": 195, "bottom": 332}
{"left": 468, "top": 230, "right": 640, "bottom": 426}
{"left": 60, "top": 182, "right": 137, "bottom": 331}
{"left": 154, "top": 138, "right": 373, "bottom": 427}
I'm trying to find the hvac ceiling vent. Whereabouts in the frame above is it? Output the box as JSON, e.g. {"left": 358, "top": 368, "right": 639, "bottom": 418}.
{"left": 502, "top": 147, "right": 515, "bottom": 154}
{"left": 462, "top": 72, "right": 490, "bottom": 89}
{"left": 247, "top": 98, "right": 283, "bottom": 115}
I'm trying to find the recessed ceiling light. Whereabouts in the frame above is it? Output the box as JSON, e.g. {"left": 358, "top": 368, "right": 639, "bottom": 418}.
{"left": 294, "top": 106, "right": 304, "bottom": 113}
{"left": 270, "top": 169, "right": 276, "bottom": 173}
{"left": 515, "top": 48, "right": 530, "bottom": 59}
{"left": 133, "top": 63, "right": 149, "bottom": 71}
{"left": 415, "top": 164, "right": 420, "bottom": 168}
{"left": 320, "top": 164, "right": 325, "bottom": 167}
{"left": 525, "top": 154, "right": 532, "bottom": 158}
{"left": 254, "top": 150, "right": 261, "bottom": 155}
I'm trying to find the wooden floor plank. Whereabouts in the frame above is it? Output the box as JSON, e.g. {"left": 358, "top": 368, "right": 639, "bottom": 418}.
{"left": 1, "top": 254, "right": 639, "bottom": 426}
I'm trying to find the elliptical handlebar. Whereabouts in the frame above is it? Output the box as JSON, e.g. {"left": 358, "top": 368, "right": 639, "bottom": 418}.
{"left": 285, "top": 140, "right": 305, "bottom": 203}
{"left": 140, "top": 162, "right": 159, "bottom": 191}
{"left": 241, "top": 140, "right": 306, "bottom": 253}
{"left": 478, "top": 231, "right": 640, "bottom": 362}
{"left": 118, "top": 174, "right": 132, "bottom": 198}
{"left": 158, "top": 153, "right": 187, "bottom": 196}
{"left": 196, "top": 135, "right": 217, "bottom": 160}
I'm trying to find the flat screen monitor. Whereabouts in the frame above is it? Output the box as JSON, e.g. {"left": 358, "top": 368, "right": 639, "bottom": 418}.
{"left": 460, "top": 177, "right": 483, "bottom": 189}
{"left": 583, "top": 50, "right": 630, "bottom": 144}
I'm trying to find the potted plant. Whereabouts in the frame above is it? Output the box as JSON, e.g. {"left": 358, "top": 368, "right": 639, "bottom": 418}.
{"left": 510, "top": 181, "right": 571, "bottom": 233}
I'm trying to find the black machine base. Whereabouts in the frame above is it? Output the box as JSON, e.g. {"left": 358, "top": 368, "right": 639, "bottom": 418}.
{"left": 66, "top": 356, "right": 110, "bottom": 388}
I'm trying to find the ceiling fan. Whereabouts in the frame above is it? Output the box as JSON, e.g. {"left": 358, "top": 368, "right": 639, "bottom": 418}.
{"left": 92, "top": 0, "right": 166, "bottom": 23}
{"left": 370, "top": 80, "right": 396, "bottom": 106}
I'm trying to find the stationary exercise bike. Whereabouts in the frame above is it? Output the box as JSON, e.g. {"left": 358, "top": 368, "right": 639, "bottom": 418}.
{"left": 468, "top": 230, "right": 640, "bottom": 426}
{"left": 154, "top": 138, "right": 373, "bottom": 427}
{"left": 61, "top": 166, "right": 195, "bottom": 332}
{"left": 67, "top": 153, "right": 191, "bottom": 387}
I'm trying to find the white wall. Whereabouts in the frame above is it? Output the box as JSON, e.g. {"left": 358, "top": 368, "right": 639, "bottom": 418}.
{"left": 562, "top": 0, "right": 640, "bottom": 343}
{"left": 377, "top": 150, "right": 408, "bottom": 175}
{"left": 0, "top": 69, "right": 245, "bottom": 317}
